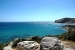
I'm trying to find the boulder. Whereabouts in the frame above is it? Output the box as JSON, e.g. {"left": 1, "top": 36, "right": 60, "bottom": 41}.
{"left": 17, "top": 41, "right": 39, "bottom": 50}
{"left": 3, "top": 46, "right": 13, "bottom": 50}
{"left": 40, "top": 37, "right": 64, "bottom": 50}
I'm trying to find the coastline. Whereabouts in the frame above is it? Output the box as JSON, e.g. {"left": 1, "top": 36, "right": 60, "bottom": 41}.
{"left": 1, "top": 22, "right": 75, "bottom": 50}
{"left": 0, "top": 22, "right": 67, "bottom": 44}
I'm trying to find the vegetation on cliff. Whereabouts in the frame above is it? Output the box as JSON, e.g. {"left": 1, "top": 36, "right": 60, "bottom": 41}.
{"left": 58, "top": 25, "right": 75, "bottom": 41}
{"left": 0, "top": 43, "right": 4, "bottom": 50}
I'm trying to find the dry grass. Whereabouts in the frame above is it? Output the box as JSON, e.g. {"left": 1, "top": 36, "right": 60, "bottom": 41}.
{"left": 61, "top": 40, "right": 75, "bottom": 50}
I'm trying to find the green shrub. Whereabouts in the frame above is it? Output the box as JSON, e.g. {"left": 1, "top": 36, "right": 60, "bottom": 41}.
{"left": 58, "top": 26, "right": 75, "bottom": 41}
{"left": 12, "top": 38, "right": 26, "bottom": 48}
{"left": 31, "top": 36, "right": 42, "bottom": 43}
{"left": 0, "top": 43, "right": 4, "bottom": 50}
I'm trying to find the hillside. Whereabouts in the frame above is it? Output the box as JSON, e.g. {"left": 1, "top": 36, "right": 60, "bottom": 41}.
{"left": 55, "top": 18, "right": 75, "bottom": 23}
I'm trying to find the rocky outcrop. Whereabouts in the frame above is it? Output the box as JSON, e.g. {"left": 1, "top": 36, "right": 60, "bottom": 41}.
{"left": 40, "top": 37, "right": 64, "bottom": 50}
{"left": 3, "top": 46, "right": 13, "bottom": 50}
{"left": 17, "top": 41, "right": 39, "bottom": 50}
{"left": 55, "top": 18, "right": 75, "bottom": 23}
{"left": 59, "top": 25, "right": 75, "bottom": 41}
{"left": 3, "top": 42, "right": 13, "bottom": 50}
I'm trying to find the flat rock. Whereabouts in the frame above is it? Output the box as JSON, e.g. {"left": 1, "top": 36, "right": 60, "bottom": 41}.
{"left": 3, "top": 46, "right": 13, "bottom": 50}
{"left": 17, "top": 41, "right": 39, "bottom": 50}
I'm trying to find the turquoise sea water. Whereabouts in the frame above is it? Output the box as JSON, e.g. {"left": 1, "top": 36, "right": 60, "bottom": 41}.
{"left": 0, "top": 22, "right": 67, "bottom": 43}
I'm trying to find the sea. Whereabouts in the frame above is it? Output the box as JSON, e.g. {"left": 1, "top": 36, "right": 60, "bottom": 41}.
{"left": 0, "top": 22, "right": 67, "bottom": 43}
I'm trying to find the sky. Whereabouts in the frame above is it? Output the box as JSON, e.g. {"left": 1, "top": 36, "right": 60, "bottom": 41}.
{"left": 0, "top": 0, "right": 75, "bottom": 22}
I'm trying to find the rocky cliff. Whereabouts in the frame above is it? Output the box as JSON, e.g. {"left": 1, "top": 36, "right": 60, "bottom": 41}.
{"left": 55, "top": 18, "right": 75, "bottom": 23}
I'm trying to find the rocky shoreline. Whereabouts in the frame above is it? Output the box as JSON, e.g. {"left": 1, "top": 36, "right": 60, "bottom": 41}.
{"left": 1, "top": 18, "right": 75, "bottom": 50}
{"left": 2, "top": 24, "right": 75, "bottom": 50}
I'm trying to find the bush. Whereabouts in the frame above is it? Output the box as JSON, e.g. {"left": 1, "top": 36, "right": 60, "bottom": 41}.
{"left": 31, "top": 36, "right": 42, "bottom": 43}
{"left": 0, "top": 43, "right": 4, "bottom": 50}
{"left": 12, "top": 38, "right": 26, "bottom": 48}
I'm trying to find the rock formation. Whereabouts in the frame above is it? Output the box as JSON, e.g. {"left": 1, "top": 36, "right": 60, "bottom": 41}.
{"left": 40, "top": 37, "right": 64, "bottom": 50}
{"left": 55, "top": 18, "right": 75, "bottom": 23}
{"left": 17, "top": 41, "right": 39, "bottom": 50}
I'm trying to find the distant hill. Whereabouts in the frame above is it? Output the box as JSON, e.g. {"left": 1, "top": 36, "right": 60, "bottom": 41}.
{"left": 55, "top": 18, "right": 75, "bottom": 23}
